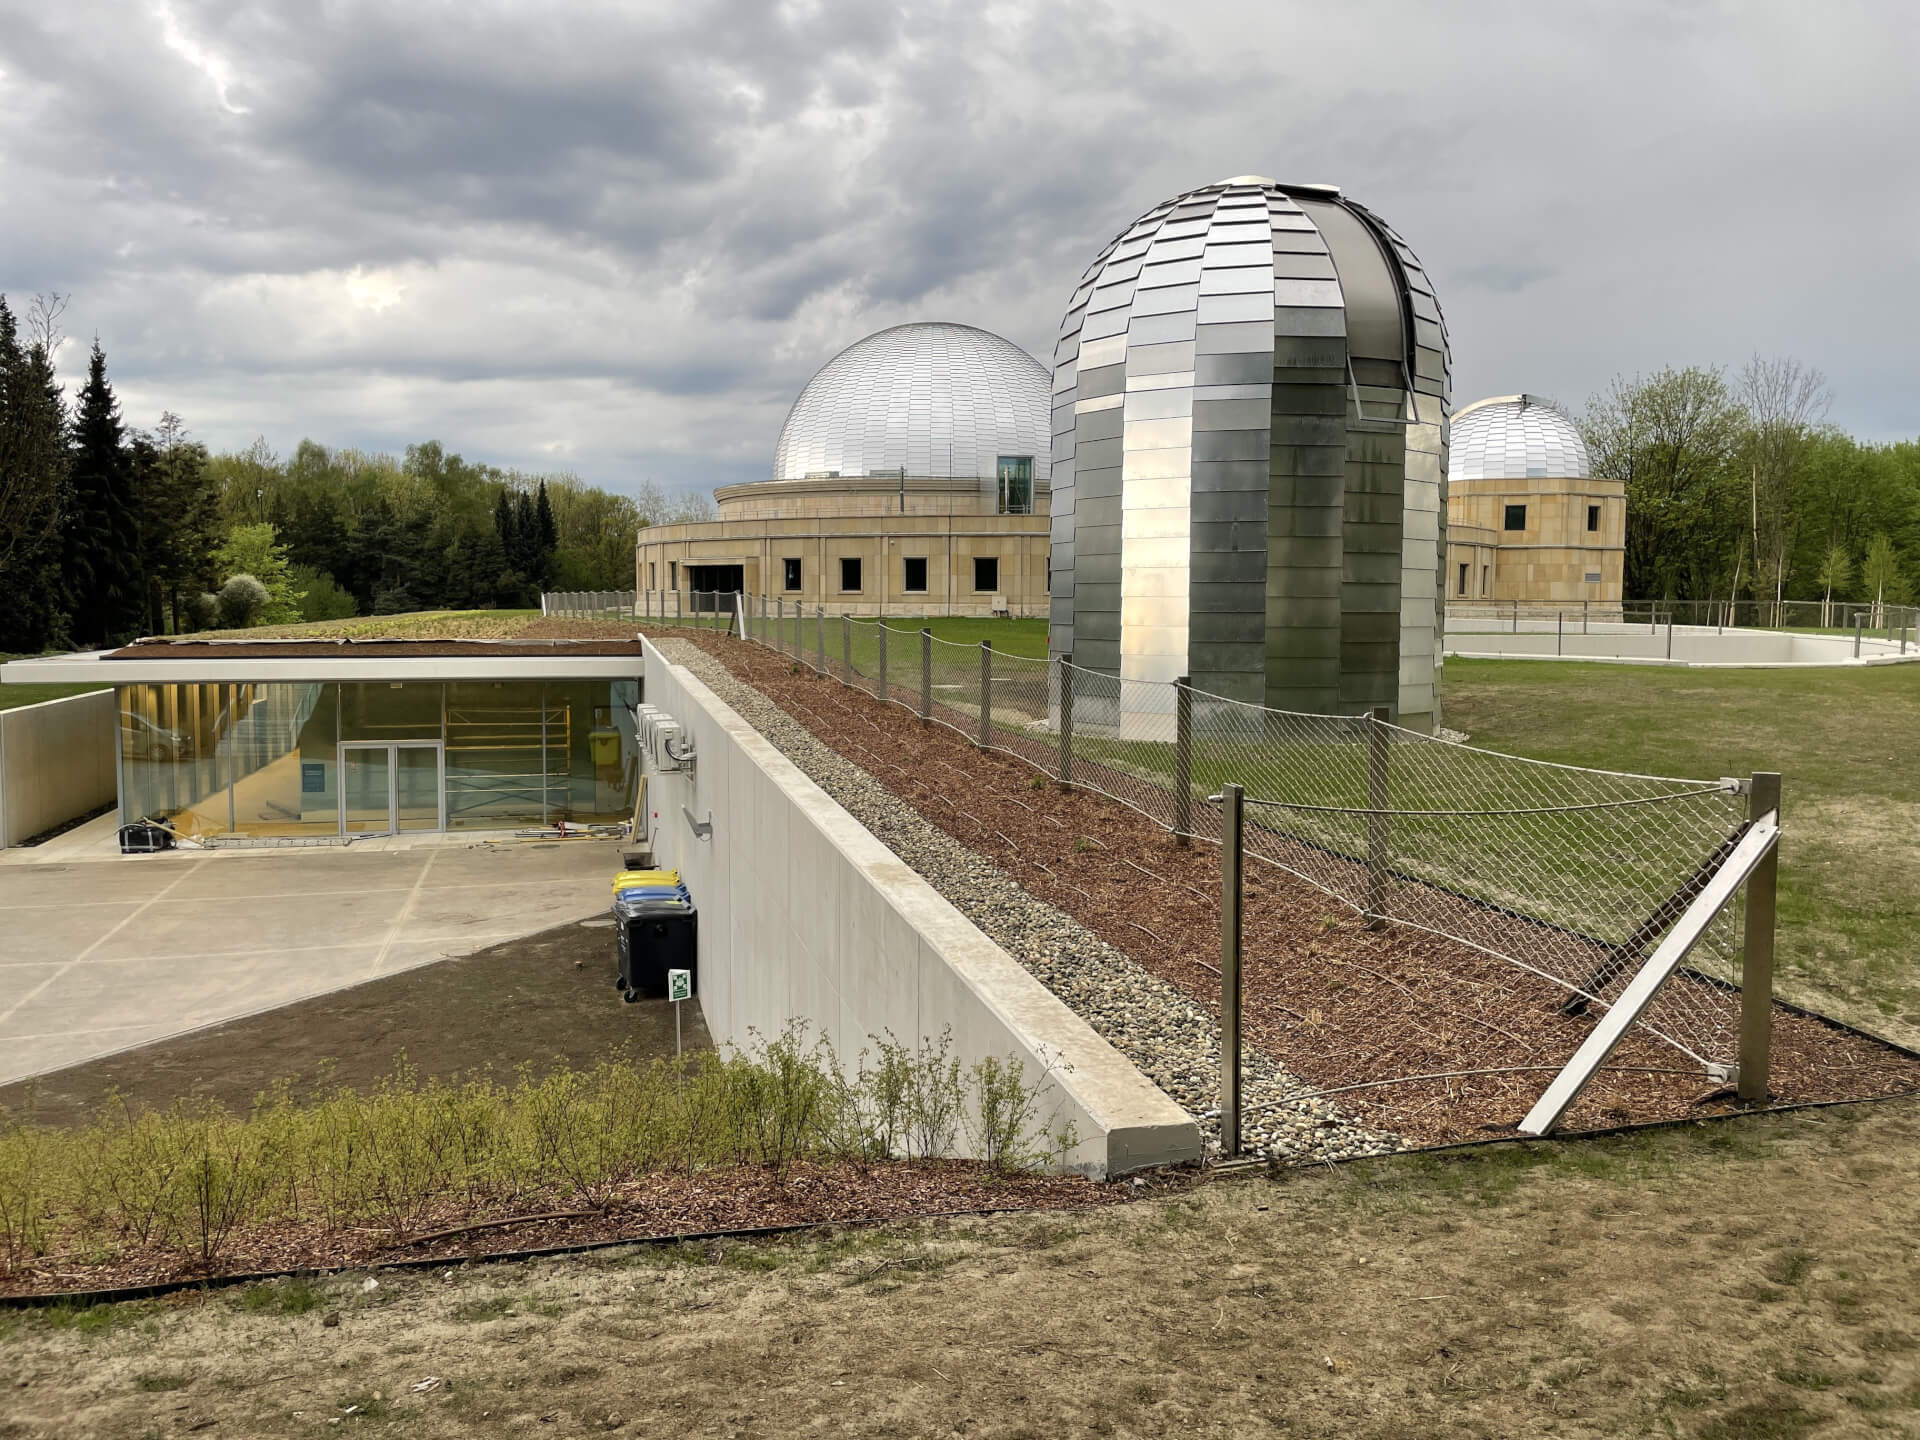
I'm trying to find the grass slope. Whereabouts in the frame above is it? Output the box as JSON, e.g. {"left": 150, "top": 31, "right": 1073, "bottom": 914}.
{"left": 1445, "top": 658, "right": 1920, "bottom": 1046}
{"left": 7, "top": 1101, "right": 1919, "bottom": 1437}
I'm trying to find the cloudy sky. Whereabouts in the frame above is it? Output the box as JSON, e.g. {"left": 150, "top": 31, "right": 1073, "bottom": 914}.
{"left": 2, "top": 0, "right": 1915, "bottom": 496}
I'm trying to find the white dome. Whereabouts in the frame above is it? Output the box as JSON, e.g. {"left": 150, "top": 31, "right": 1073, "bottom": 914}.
{"left": 772, "top": 322, "right": 1051, "bottom": 482}
{"left": 1451, "top": 394, "right": 1591, "bottom": 480}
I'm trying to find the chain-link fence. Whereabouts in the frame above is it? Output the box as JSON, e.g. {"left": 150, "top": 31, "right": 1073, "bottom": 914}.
{"left": 542, "top": 590, "right": 637, "bottom": 619}
{"left": 1450, "top": 596, "right": 1918, "bottom": 647}
{"left": 728, "top": 592, "right": 1769, "bottom": 1085}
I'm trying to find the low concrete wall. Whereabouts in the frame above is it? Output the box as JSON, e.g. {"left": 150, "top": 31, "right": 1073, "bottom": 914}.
{"left": 1446, "top": 622, "right": 1919, "bottom": 668}
{"left": 0, "top": 690, "right": 116, "bottom": 849}
{"left": 638, "top": 639, "right": 1201, "bottom": 1177}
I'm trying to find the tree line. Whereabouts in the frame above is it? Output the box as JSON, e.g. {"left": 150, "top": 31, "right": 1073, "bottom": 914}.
{"left": 0, "top": 294, "right": 712, "bottom": 652}
{"left": 1581, "top": 359, "right": 1917, "bottom": 616}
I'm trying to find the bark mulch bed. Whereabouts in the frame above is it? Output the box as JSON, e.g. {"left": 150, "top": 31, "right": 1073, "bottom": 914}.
{"left": 0, "top": 1162, "right": 1132, "bottom": 1301}
{"left": 678, "top": 633, "right": 1920, "bottom": 1147}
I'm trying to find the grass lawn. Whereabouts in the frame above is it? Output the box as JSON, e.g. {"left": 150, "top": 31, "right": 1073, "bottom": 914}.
{"left": 0, "top": 680, "right": 108, "bottom": 712}
{"left": 657, "top": 608, "right": 1050, "bottom": 669}
{"left": 9, "top": 1100, "right": 1919, "bottom": 1437}
{"left": 1445, "top": 657, "right": 1920, "bottom": 1046}
{"left": 191, "top": 609, "right": 547, "bottom": 640}
{"left": 0, "top": 655, "right": 108, "bottom": 712}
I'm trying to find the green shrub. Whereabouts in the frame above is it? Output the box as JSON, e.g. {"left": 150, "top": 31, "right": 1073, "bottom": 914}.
{"left": 0, "top": 1027, "right": 1074, "bottom": 1280}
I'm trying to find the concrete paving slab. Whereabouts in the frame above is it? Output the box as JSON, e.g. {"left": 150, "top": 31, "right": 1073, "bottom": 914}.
{"left": 0, "top": 836, "right": 623, "bottom": 1085}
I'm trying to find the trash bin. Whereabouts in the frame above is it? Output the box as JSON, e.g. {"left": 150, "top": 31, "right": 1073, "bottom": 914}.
{"left": 118, "top": 821, "right": 175, "bottom": 855}
{"left": 610, "top": 868, "right": 680, "bottom": 894}
{"left": 613, "top": 893, "right": 697, "bottom": 1002}
{"left": 589, "top": 725, "right": 623, "bottom": 767}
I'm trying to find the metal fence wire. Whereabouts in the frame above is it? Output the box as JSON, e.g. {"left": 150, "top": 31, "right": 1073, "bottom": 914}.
{"left": 715, "top": 595, "right": 1762, "bottom": 1076}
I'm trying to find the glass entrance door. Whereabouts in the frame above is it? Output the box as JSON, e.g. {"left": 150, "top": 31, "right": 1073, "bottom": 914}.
{"left": 339, "top": 742, "right": 444, "bottom": 835}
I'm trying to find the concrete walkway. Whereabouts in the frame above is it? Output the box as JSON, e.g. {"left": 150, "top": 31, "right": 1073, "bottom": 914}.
{"left": 0, "top": 816, "right": 624, "bottom": 1085}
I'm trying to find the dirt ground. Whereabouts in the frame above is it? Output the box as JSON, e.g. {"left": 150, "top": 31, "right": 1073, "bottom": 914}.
{"left": 0, "top": 918, "right": 711, "bottom": 1127}
{"left": 4, "top": 1098, "right": 1916, "bottom": 1439}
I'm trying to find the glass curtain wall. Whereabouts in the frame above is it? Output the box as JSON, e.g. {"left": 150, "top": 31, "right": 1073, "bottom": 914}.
{"left": 117, "top": 679, "right": 638, "bottom": 837}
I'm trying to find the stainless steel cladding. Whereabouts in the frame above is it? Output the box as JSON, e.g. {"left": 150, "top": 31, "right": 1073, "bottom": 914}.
{"left": 1450, "top": 394, "right": 1590, "bottom": 481}
{"left": 1048, "top": 177, "right": 1451, "bottom": 733}
{"left": 771, "top": 322, "right": 1053, "bottom": 498}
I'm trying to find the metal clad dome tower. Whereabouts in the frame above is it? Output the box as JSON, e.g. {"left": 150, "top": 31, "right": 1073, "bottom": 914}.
{"left": 1048, "top": 177, "right": 1451, "bottom": 731}
{"left": 772, "top": 322, "right": 1052, "bottom": 507}
{"left": 1451, "top": 395, "right": 1589, "bottom": 480}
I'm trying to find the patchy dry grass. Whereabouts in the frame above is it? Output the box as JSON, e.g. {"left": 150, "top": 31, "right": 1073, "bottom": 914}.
{"left": 8, "top": 1099, "right": 1920, "bottom": 1437}
{"left": 1446, "top": 658, "right": 1920, "bottom": 1049}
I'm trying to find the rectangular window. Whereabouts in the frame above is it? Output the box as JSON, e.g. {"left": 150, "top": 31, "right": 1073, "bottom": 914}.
{"left": 648, "top": 562, "right": 656, "bottom": 590}
{"left": 783, "top": 557, "right": 802, "bottom": 592}
{"left": 903, "top": 556, "right": 928, "bottom": 593}
{"left": 668, "top": 560, "right": 677, "bottom": 590}
{"left": 1587, "top": 504, "right": 1600, "bottom": 532}
{"left": 1503, "top": 504, "right": 1527, "bottom": 532}
{"left": 1457, "top": 562, "right": 1469, "bottom": 597}
{"left": 1481, "top": 565, "right": 1490, "bottom": 596}
{"left": 996, "top": 456, "right": 1034, "bottom": 515}
{"left": 839, "top": 556, "right": 862, "bottom": 592}
{"left": 973, "top": 556, "right": 1000, "bottom": 593}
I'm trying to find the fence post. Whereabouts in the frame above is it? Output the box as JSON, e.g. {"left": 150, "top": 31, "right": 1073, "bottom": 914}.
{"left": 1219, "top": 782, "right": 1244, "bottom": 1158}
{"left": 1666, "top": 615, "right": 1674, "bottom": 661}
{"left": 1512, "top": 600, "right": 1519, "bottom": 634}
{"left": 775, "top": 597, "right": 785, "bottom": 654}
{"left": 1583, "top": 599, "right": 1589, "bottom": 635}
{"left": 979, "top": 640, "right": 992, "bottom": 747}
{"left": 1174, "top": 675, "right": 1192, "bottom": 845}
{"left": 1739, "top": 772, "right": 1781, "bottom": 1103}
{"left": 920, "top": 628, "right": 932, "bottom": 725}
{"left": 1057, "top": 653, "right": 1074, "bottom": 789}
{"left": 1853, "top": 614, "right": 1864, "bottom": 659}
{"left": 816, "top": 606, "right": 826, "bottom": 675}
{"left": 675, "top": 589, "right": 682, "bottom": 623}
{"left": 1556, "top": 611, "right": 1563, "bottom": 657}
{"left": 842, "top": 614, "right": 852, "bottom": 683}
{"left": 878, "top": 621, "right": 889, "bottom": 701}
{"left": 1365, "top": 706, "right": 1391, "bottom": 930}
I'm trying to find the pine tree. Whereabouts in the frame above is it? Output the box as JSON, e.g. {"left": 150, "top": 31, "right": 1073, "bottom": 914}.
{"left": 131, "top": 413, "right": 221, "bottom": 633}
{"left": 512, "top": 489, "right": 537, "bottom": 581}
{"left": 0, "top": 297, "right": 74, "bottom": 650}
{"left": 534, "top": 479, "right": 558, "bottom": 588}
{"left": 64, "top": 339, "right": 141, "bottom": 645}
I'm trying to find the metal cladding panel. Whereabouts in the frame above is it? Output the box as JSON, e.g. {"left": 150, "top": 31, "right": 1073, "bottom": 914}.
{"left": 773, "top": 322, "right": 1050, "bottom": 489}
{"left": 1046, "top": 178, "right": 1450, "bottom": 723}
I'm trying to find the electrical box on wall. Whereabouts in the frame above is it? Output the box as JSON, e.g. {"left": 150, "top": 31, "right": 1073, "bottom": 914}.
{"left": 650, "top": 718, "right": 686, "bottom": 773}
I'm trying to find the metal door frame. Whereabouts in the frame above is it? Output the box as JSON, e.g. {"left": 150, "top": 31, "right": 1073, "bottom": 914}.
{"left": 338, "top": 740, "right": 446, "bottom": 836}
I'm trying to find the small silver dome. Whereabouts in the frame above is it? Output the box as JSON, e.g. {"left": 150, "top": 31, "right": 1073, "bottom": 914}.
{"left": 1451, "top": 394, "right": 1591, "bottom": 480}
{"left": 772, "top": 322, "right": 1051, "bottom": 482}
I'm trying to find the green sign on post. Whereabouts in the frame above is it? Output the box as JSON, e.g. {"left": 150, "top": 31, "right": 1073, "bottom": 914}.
{"left": 667, "top": 968, "right": 692, "bottom": 1055}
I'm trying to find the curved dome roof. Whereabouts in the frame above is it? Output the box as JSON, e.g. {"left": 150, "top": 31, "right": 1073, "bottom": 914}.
{"left": 1451, "top": 394, "right": 1590, "bottom": 480}
{"left": 772, "top": 322, "right": 1051, "bottom": 482}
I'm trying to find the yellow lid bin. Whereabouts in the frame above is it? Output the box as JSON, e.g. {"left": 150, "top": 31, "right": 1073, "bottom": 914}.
{"left": 611, "top": 869, "right": 680, "bottom": 892}
{"left": 590, "top": 727, "right": 623, "bottom": 766}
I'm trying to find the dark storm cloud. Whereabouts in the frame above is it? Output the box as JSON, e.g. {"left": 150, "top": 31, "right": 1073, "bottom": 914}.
{"left": 1, "top": 0, "right": 1915, "bottom": 493}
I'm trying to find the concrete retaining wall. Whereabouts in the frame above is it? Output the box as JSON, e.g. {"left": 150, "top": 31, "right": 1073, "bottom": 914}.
{"left": 1446, "top": 622, "right": 1919, "bottom": 668}
{"left": 0, "top": 690, "right": 116, "bottom": 849}
{"left": 638, "top": 639, "right": 1201, "bottom": 1177}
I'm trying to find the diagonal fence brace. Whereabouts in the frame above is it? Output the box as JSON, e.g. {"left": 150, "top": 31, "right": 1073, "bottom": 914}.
{"left": 1519, "top": 809, "right": 1780, "bottom": 1136}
